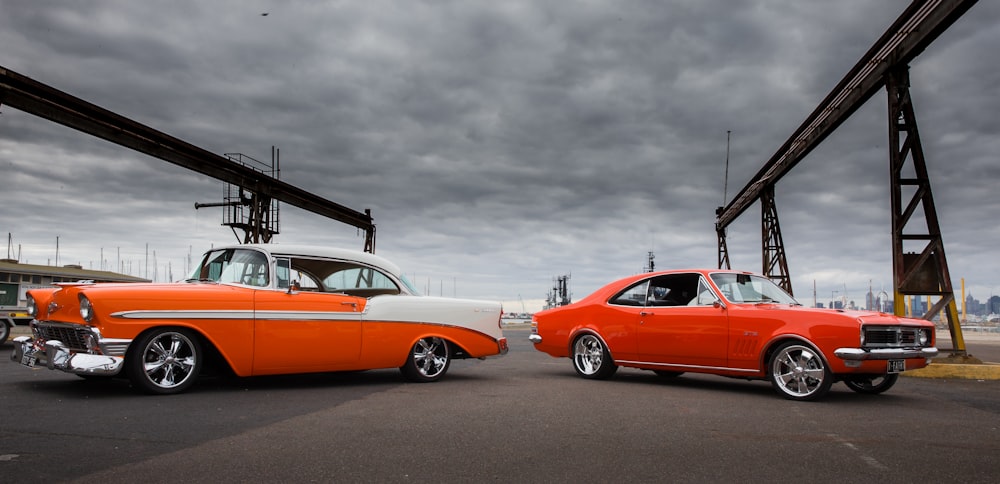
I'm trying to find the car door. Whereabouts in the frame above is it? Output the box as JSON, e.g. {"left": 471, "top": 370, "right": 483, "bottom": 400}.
{"left": 637, "top": 274, "right": 729, "bottom": 368}
{"left": 252, "top": 289, "right": 365, "bottom": 374}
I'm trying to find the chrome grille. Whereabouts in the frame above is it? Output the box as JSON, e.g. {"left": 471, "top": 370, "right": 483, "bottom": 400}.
{"left": 35, "top": 322, "right": 93, "bottom": 352}
{"left": 863, "top": 326, "right": 923, "bottom": 348}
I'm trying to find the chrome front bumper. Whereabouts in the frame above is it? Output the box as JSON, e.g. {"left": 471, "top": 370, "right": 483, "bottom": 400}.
{"left": 834, "top": 346, "right": 939, "bottom": 361}
{"left": 10, "top": 336, "right": 126, "bottom": 376}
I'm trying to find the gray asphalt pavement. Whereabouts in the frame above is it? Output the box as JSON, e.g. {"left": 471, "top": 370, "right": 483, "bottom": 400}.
{"left": 2, "top": 328, "right": 999, "bottom": 483}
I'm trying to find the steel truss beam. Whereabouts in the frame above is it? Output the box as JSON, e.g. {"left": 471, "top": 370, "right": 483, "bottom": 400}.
{"left": 713, "top": 1, "right": 975, "bottom": 331}
{"left": 0, "top": 66, "right": 376, "bottom": 252}
{"left": 887, "top": 66, "right": 964, "bottom": 353}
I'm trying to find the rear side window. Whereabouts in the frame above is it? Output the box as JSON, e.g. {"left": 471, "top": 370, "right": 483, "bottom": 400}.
{"left": 609, "top": 281, "right": 648, "bottom": 306}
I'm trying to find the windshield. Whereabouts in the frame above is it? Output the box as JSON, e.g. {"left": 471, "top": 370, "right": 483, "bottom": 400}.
{"left": 709, "top": 273, "right": 799, "bottom": 305}
{"left": 190, "top": 248, "right": 270, "bottom": 287}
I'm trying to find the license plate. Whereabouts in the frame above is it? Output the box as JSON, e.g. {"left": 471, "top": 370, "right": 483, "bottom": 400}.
{"left": 887, "top": 359, "right": 905, "bottom": 373}
{"left": 20, "top": 350, "right": 37, "bottom": 368}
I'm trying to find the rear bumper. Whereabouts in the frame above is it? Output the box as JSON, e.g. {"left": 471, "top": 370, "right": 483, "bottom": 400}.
{"left": 10, "top": 336, "right": 126, "bottom": 376}
{"left": 834, "top": 346, "right": 939, "bottom": 361}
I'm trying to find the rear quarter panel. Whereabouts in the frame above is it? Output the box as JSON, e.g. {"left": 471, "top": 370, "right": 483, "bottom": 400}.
{"left": 359, "top": 295, "right": 504, "bottom": 367}
{"left": 534, "top": 302, "right": 639, "bottom": 361}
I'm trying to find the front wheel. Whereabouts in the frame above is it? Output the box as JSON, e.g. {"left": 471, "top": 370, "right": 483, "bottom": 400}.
{"left": 0, "top": 322, "right": 10, "bottom": 344}
{"left": 126, "top": 328, "right": 202, "bottom": 395}
{"left": 844, "top": 374, "right": 899, "bottom": 394}
{"left": 768, "top": 342, "right": 832, "bottom": 401}
{"left": 400, "top": 337, "right": 451, "bottom": 382}
{"left": 572, "top": 333, "right": 617, "bottom": 380}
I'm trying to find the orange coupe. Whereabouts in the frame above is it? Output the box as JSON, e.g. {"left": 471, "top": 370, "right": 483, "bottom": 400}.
{"left": 529, "top": 270, "right": 937, "bottom": 401}
{"left": 12, "top": 244, "right": 507, "bottom": 394}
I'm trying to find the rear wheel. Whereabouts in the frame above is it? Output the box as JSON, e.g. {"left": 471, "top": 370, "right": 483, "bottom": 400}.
{"left": 844, "top": 374, "right": 899, "bottom": 394}
{"left": 768, "top": 342, "right": 832, "bottom": 401}
{"left": 126, "top": 328, "right": 202, "bottom": 395}
{"left": 400, "top": 337, "right": 451, "bottom": 382}
{"left": 0, "top": 322, "right": 9, "bottom": 344}
{"left": 571, "top": 333, "right": 617, "bottom": 380}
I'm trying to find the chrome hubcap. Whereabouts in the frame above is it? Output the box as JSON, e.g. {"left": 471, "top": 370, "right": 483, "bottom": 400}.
{"left": 773, "top": 345, "right": 825, "bottom": 397}
{"left": 573, "top": 335, "right": 603, "bottom": 375}
{"left": 143, "top": 332, "right": 197, "bottom": 388}
{"left": 412, "top": 337, "right": 448, "bottom": 377}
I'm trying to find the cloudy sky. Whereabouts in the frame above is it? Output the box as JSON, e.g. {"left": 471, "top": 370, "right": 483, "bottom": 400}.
{"left": 1, "top": 0, "right": 997, "bottom": 313}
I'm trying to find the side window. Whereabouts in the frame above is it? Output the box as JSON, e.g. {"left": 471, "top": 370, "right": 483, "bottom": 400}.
{"left": 609, "top": 281, "right": 648, "bottom": 306}
{"left": 275, "top": 258, "right": 291, "bottom": 289}
{"left": 324, "top": 265, "right": 399, "bottom": 294}
{"left": 647, "top": 274, "right": 699, "bottom": 307}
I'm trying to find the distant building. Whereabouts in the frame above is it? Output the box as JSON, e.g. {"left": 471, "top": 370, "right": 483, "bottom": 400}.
{"left": 1, "top": 259, "right": 148, "bottom": 327}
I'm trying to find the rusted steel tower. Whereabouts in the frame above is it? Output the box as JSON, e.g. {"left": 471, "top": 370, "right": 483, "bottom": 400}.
{"left": 714, "top": 0, "right": 977, "bottom": 354}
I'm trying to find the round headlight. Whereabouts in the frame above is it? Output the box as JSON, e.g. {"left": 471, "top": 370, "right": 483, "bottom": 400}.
{"left": 919, "top": 330, "right": 929, "bottom": 346}
{"left": 26, "top": 295, "right": 37, "bottom": 318}
{"left": 79, "top": 295, "right": 94, "bottom": 323}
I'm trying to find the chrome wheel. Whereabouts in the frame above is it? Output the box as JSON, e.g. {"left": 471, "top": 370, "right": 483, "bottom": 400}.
{"left": 572, "top": 333, "right": 617, "bottom": 379}
{"left": 127, "top": 329, "right": 202, "bottom": 395}
{"left": 769, "top": 342, "right": 831, "bottom": 401}
{"left": 844, "top": 374, "right": 899, "bottom": 394}
{"left": 400, "top": 337, "right": 451, "bottom": 382}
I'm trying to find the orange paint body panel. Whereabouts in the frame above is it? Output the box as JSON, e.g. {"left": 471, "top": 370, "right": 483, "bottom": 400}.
{"left": 531, "top": 269, "right": 937, "bottom": 400}
{"left": 14, "top": 245, "right": 506, "bottom": 394}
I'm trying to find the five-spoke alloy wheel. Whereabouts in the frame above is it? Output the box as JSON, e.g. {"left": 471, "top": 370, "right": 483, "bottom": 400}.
{"left": 401, "top": 336, "right": 451, "bottom": 382}
{"left": 768, "top": 342, "right": 832, "bottom": 401}
{"left": 126, "top": 328, "right": 202, "bottom": 395}
{"left": 572, "top": 333, "right": 617, "bottom": 379}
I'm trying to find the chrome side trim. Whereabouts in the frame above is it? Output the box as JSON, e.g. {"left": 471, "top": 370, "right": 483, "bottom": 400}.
{"left": 112, "top": 309, "right": 363, "bottom": 321}
{"left": 616, "top": 359, "right": 759, "bottom": 374}
{"left": 834, "top": 347, "right": 939, "bottom": 360}
{"left": 112, "top": 309, "right": 253, "bottom": 319}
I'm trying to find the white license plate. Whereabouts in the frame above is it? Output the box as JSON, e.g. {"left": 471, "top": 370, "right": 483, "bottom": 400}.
{"left": 20, "top": 351, "right": 37, "bottom": 368}
{"left": 887, "top": 359, "right": 905, "bottom": 373}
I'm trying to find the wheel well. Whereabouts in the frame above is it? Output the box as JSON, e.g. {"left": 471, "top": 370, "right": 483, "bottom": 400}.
{"left": 446, "top": 339, "right": 473, "bottom": 360}
{"left": 760, "top": 337, "right": 829, "bottom": 375}
{"left": 128, "top": 326, "right": 234, "bottom": 377}
{"left": 567, "top": 330, "right": 611, "bottom": 359}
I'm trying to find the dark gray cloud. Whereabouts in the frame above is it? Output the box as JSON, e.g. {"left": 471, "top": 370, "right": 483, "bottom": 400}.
{"left": 1, "top": 0, "right": 997, "bottom": 309}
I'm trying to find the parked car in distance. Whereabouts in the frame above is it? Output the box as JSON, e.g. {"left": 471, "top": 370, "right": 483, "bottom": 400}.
{"left": 529, "top": 270, "right": 937, "bottom": 401}
{"left": 11, "top": 244, "right": 507, "bottom": 394}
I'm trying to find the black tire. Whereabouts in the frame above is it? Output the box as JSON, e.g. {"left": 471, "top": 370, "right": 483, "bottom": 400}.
{"left": 400, "top": 336, "right": 451, "bottom": 382}
{"left": 126, "top": 328, "right": 202, "bottom": 395}
{"left": 653, "top": 370, "right": 684, "bottom": 378}
{"left": 768, "top": 342, "right": 832, "bottom": 401}
{"left": 571, "top": 333, "right": 618, "bottom": 380}
{"left": 844, "top": 374, "right": 899, "bottom": 394}
{"left": 0, "top": 322, "right": 10, "bottom": 345}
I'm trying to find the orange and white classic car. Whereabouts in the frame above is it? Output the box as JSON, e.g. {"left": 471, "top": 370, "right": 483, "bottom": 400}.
{"left": 11, "top": 244, "right": 508, "bottom": 394}
{"left": 529, "top": 270, "right": 938, "bottom": 401}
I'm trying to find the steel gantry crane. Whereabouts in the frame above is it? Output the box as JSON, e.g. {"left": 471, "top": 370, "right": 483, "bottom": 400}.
{"left": 714, "top": 0, "right": 977, "bottom": 354}
{"left": 0, "top": 66, "right": 376, "bottom": 252}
